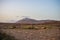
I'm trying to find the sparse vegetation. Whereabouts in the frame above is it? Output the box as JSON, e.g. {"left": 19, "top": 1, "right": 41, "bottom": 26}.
{"left": 0, "top": 22, "right": 60, "bottom": 40}
{"left": 0, "top": 31, "right": 17, "bottom": 40}
{"left": 19, "top": 25, "right": 56, "bottom": 30}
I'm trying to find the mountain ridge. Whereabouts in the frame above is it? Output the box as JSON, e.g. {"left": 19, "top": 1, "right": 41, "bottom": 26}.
{"left": 16, "top": 18, "right": 60, "bottom": 24}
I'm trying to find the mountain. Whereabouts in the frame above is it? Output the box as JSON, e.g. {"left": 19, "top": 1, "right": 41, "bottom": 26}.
{"left": 16, "top": 18, "right": 39, "bottom": 24}
{"left": 16, "top": 18, "right": 60, "bottom": 24}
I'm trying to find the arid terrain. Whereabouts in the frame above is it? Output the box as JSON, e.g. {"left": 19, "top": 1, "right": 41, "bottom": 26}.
{"left": 0, "top": 18, "right": 60, "bottom": 40}
{"left": 0, "top": 28, "right": 60, "bottom": 40}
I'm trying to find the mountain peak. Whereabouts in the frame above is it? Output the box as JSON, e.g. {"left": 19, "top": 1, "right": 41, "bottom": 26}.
{"left": 16, "top": 18, "right": 38, "bottom": 24}
{"left": 22, "top": 17, "right": 33, "bottom": 20}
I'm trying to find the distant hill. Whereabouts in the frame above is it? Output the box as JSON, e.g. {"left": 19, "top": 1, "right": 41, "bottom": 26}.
{"left": 16, "top": 18, "right": 39, "bottom": 24}
{"left": 16, "top": 18, "right": 60, "bottom": 24}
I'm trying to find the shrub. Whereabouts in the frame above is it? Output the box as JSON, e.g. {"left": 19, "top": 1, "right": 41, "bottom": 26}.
{"left": 0, "top": 32, "right": 17, "bottom": 40}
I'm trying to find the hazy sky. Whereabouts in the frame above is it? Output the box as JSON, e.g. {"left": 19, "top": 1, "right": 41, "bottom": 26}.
{"left": 0, "top": 0, "right": 60, "bottom": 22}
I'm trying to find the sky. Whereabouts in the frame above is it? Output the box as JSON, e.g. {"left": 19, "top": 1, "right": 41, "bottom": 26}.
{"left": 0, "top": 0, "right": 60, "bottom": 22}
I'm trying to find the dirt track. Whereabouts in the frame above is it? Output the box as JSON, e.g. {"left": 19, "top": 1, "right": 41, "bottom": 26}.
{"left": 1, "top": 28, "right": 60, "bottom": 40}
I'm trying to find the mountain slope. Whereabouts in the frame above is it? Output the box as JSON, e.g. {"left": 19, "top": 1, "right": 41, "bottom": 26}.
{"left": 16, "top": 18, "right": 60, "bottom": 24}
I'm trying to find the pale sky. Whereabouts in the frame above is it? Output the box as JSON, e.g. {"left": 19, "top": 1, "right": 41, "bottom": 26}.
{"left": 0, "top": 0, "right": 60, "bottom": 22}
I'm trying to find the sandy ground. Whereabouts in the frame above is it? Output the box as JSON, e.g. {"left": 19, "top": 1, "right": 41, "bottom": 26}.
{"left": 1, "top": 28, "right": 60, "bottom": 40}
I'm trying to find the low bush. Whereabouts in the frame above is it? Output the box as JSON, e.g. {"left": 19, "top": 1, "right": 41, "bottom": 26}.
{"left": 0, "top": 32, "right": 17, "bottom": 40}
